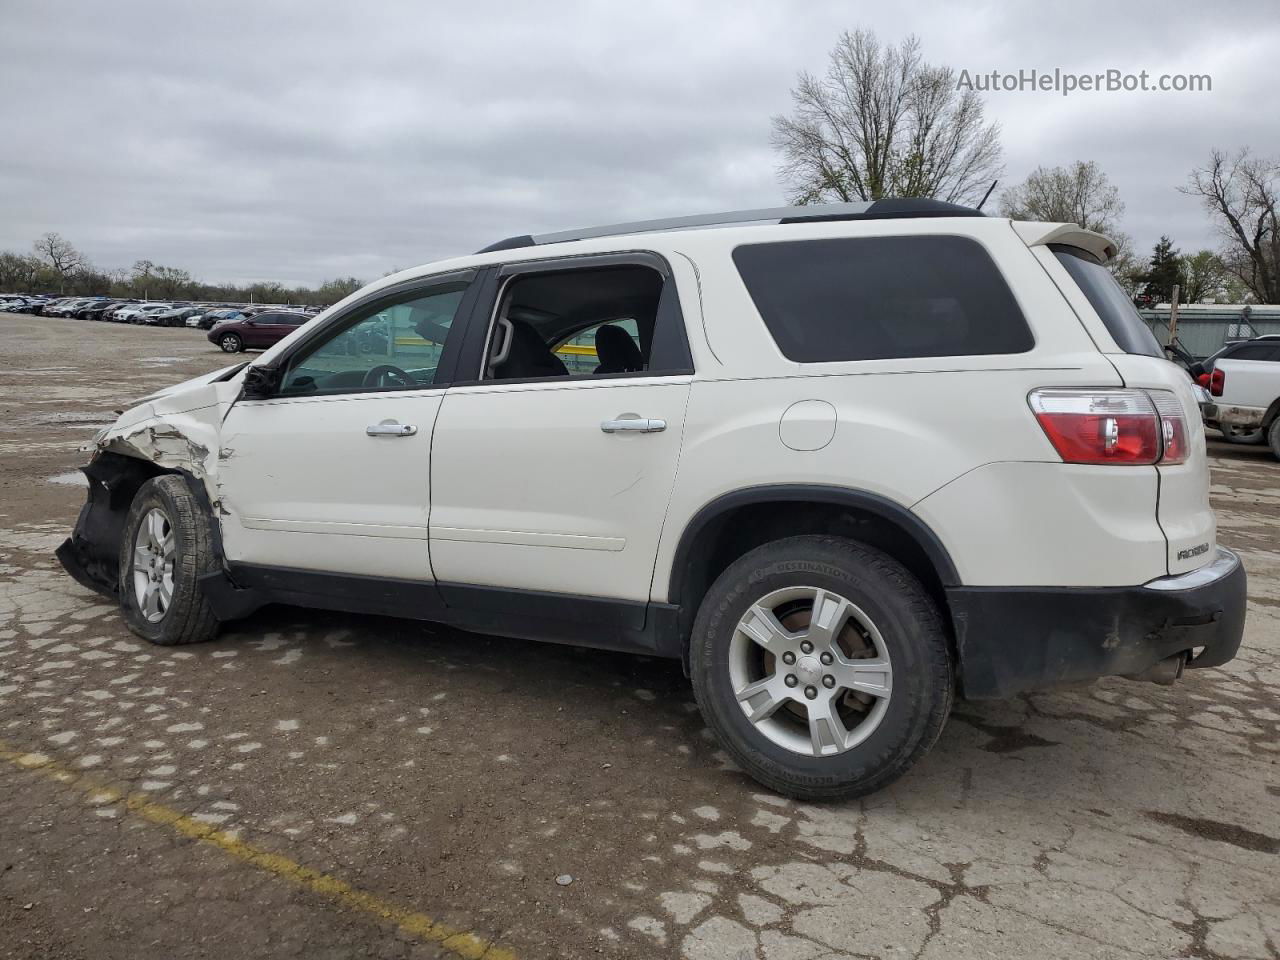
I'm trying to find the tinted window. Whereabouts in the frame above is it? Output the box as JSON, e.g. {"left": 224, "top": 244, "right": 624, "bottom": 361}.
{"left": 1051, "top": 245, "right": 1163, "bottom": 358}
{"left": 1224, "top": 343, "right": 1280, "bottom": 361}
{"left": 733, "top": 236, "right": 1033, "bottom": 362}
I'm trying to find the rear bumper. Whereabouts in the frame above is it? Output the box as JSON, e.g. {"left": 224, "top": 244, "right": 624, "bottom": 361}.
{"left": 948, "top": 548, "right": 1246, "bottom": 699}
{"left": 1200, "top": 401, "right": 1265, "bottom": 431}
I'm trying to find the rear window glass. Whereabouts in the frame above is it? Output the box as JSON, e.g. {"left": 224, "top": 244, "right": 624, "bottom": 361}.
{"left": 732, "top": 235, "right": 1033, "bottom": 362}
{"left": 1223, "top": 342, "right": 1280, "bottom": 362}
{"left": 1051, "top": 245, "right": 1163, "bottom": 358}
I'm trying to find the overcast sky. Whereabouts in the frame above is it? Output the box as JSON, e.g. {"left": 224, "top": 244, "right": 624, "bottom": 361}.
{"left": 1, "top": 1, "right": 1274, "bottom": 287}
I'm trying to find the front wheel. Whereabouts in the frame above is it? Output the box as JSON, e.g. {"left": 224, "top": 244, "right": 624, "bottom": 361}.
{"left": 219, "top": 333, "right": 242, "bottom": 353}
{"left": 690, "top": 535, "right": 953, "bottom": 800}
{"left": 118, "top": 476, "right": 220, "bottom": 645}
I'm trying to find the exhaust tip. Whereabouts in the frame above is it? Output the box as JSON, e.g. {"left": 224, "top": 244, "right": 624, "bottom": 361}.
{"left": 1124, "top": 652, "right": 1188, "bottom": 686}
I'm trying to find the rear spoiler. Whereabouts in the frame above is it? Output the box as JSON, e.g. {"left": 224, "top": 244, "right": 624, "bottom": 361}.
{"left": 1010, "top": 221, "right": 1118, "bottom": 263}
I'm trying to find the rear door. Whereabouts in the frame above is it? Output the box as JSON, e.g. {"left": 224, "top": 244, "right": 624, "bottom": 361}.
{"left": 428, "top": 253, "right": 694, "bottom": 603}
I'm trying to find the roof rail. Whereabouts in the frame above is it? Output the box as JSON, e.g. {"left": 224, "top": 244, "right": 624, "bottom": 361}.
{"left": 476, "top": 198, "right": 983, "bottom": 254}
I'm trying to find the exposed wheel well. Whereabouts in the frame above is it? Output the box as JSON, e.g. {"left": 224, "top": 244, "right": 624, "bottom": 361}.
{"left": 668, "top": 494, "right": 958, "bottom": 668}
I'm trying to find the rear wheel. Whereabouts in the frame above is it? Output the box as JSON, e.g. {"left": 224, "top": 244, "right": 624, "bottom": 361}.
{"left": 690, "top": 535, "right": 953, "bottom": 800}
{"left": 219, "top": 333, "right": 242, "bottom": 353}
{"left": 1269, "top": 417, "right": 1280, "bottom": 461}
{"left": 118, "top": 476, "right": 220, "bottom": 645}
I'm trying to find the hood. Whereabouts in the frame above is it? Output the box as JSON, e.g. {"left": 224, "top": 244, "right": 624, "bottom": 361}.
{"left": 133, "top": 362, "right": 248, "bottom": 405}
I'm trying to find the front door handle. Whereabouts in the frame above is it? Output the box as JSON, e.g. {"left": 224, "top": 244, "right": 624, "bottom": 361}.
{"left": 601, "top": 417, "right": 666, "bottom": 434}
{"left": 366, "top": 421, "right": 417, "bottom": 437}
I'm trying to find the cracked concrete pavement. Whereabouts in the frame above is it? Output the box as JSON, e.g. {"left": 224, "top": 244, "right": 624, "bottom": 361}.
{"left": 1, "top": 313, "right": 1277, "bottom": 959}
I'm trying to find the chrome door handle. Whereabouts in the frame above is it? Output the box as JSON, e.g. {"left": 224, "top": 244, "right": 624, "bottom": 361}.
{"left": 601, "top": 417, "right": 666, "bottom": 434}
{"left": 366, "top": 422, "right": 417, "bottom": 437}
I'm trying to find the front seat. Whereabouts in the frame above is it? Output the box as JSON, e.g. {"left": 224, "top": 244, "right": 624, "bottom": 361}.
{"left": 594, "top": 323, "right": 643, "bottom": 374}
{"left": 492, "top": 319, "right": 568, "bottom": 379}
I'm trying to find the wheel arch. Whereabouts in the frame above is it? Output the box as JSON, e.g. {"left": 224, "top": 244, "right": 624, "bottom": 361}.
{"left": 665, "top": 485, "right": 961, "bottom": 664}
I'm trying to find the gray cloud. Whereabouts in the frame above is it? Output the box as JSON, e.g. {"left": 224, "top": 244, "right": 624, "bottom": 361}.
{"left": 1, "top": 0, "right": 1274, "bottom": 286}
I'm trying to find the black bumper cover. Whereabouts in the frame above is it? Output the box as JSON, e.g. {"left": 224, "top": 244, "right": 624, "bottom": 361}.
{"left": 948, "top": 548, "right": 1247, "bottom": 699}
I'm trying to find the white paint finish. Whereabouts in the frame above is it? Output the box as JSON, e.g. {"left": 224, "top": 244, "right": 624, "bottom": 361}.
{"left": 777, "top": 400, "right": 837, "bottom": 452}
{"left": 1110, "top": 354, "right": 1218, "bottom": 576}
{"left": 912, "top": 461, "right": 1167, "bottom": 585}
{"left": 429, "top": 377, "right": 690, "bottom": 601}
{"left": 219, "top": 391, "right": 443, "bottom": 580}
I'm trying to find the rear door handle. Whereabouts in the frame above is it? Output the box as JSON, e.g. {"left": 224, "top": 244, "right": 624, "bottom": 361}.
{"left": 601, "top": 417, "right": 666, "bottom": 434}
{"left": 366, "top": 421, "right": 417, "bottom": 437}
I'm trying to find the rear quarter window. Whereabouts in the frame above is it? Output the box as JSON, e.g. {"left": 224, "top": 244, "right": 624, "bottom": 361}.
{"left": 732, "top": 235, "right": 1033, "bottom": 362}
{"left": 1051, "top": 245, "right": 1164, "bottom": 358}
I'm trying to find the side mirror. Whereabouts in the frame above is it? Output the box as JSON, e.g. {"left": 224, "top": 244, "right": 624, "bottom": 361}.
{"left": 241, "top": 364, "right": 281, "bottom": 400}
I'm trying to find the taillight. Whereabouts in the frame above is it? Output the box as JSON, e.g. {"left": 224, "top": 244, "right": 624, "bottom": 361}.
{"left": 1028, "top": 388, "right": 1189, "bottom": 465}
{"left": 1196, "top": 372, "right": 1211, "bottom": 388}
{"left": 1210, "top": 368, "right": 1224, "bottom": 397}
{"left": 1148, "top": 390, "right": 1189, "bottom": 464}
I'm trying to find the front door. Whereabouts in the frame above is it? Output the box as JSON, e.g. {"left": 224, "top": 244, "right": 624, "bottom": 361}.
{"left": 429, "top": 255, "right": 694, "bottom": 602}
{"left": 217, "top": 274, "right": 476, "bottom": 581}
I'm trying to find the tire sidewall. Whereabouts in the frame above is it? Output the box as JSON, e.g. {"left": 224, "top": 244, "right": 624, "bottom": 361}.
{"left": 220, "top": 334, "right": 241, "bottom": 353}
{"left": 1269, "top": 417, "right": 1280, "bottom": 461}
{"left": 691, "top": 537, "right": 951, "bottom": 798}
{"left": 118, "top": 477, "right": 200, "bottom": 644}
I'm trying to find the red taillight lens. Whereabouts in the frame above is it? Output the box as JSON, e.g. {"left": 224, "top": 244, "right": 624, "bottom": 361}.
{"left": 1196, "top": 372, "right": 1211, "bottom": 388}
{"left": 1028, "top": 389, "right": 1189, "bottom": 465}
{"left": 1210, "top": 368, "right": 1225, "bottom": 397}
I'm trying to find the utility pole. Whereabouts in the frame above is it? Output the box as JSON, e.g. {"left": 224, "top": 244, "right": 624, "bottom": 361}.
{"left": 1167, "top": 284, "right": 1180, "bottom": 346}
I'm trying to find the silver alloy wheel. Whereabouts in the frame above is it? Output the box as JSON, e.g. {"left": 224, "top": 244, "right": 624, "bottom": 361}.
{"left": 728, "top": 586, "right": 892, "bottom": 757}
{"left": 220, "top": 335, "right": 240, "bottom": 352}
{"left": 132, "top": 507, "right": 176, "bottom": 623}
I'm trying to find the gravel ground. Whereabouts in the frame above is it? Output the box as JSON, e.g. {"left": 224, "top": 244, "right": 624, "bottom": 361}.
{"left": 1, "top": 313, "right": 1277, "bottom": 960}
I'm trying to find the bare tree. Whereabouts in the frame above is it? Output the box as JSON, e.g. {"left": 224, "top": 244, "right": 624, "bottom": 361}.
{"left": 771, "top": 29, "right": 1002, "bottom": 205}
{"left": 31, "top": 232, "right": 84, "bottom": 291}
{"left": 1183, "top": 149, "right": 1280, "bottom": 303}
{"left": 999, "top": 161, "right": 1125, "bottom": 232}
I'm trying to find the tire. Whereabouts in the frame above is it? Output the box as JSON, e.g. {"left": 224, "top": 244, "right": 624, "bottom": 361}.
{"left": 219, "top": 333, "right": 242, "bottom": 353}
{"left": 1269, "top": 417, "right": 1280, "bottom": 462}
{"left": 118, "top": 475, "right": 220, "bottom": 646}
{"left": 689, "top": 535, "right": 953, "bottom": 800}
{"left": 1223, "top": 425, "right": 1264, "bottom": 445}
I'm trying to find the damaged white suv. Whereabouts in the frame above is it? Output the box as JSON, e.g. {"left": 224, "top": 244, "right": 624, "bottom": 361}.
{"left": 58, "top": 200, "right": 1247, "bottom": 799}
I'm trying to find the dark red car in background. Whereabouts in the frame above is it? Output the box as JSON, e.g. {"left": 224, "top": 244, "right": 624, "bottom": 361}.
{"left": 207, "top": 310, "right": 310, "bottom": 353}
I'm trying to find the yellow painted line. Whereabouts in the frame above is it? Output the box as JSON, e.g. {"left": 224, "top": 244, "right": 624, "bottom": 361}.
{"left": 0, "top": 741, "right": 516, "bottom": 960}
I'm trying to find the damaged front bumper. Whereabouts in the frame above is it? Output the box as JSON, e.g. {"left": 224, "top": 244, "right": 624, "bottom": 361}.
{"left": 56, "top": 453, "right": 164, "bottom": 598}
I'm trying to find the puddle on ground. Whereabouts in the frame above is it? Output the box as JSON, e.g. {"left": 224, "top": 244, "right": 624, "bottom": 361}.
{"left": 47, "top": 471, "right": 87, "bottom": 487}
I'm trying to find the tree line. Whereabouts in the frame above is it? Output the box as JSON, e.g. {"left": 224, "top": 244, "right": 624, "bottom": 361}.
{"left": 0, "top": 235, "right": 365, "bottom": 307}
{"left": 772, "top": 29, "right": 1279, "bottom": 304}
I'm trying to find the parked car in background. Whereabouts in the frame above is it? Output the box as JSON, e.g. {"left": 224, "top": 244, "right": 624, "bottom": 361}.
{"left": 45, "top": 298, "right": 93, "bottom": 317}
{"left": 1198, "top": 337, "right": 1280, "bottom": 457}
{"left": 145, "top": 307, "right": 199, "bottom": 327}
{"left": 83, "top": 300, "right": 133, "bottom": 321}
{"left": 207, "top": 310, "right": 309, "bottom": 352}
{"left": 114, "top": 302, "right": 170, "bottom": 323}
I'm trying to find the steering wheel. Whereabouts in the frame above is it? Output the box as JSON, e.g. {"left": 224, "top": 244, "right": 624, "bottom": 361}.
{"left": 362, "top": 364, "right": 415, "bottom": 389}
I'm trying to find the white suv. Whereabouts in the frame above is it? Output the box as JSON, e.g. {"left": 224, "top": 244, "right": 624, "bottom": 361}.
{"left": 57, "top": 200, "right": 1247, "bottom": 799}
{"left": 1197, "top": 336, "right": 1280, "bottom": 458}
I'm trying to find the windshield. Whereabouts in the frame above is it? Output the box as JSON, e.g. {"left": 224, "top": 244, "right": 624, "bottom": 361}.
{"left": 1051, "top": 245, "right": 1163, "bottom": 358}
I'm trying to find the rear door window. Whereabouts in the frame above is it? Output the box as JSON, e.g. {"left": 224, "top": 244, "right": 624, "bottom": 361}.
{"left": 732, "top": 235, "right": 1033, "bottom": 362}
{"left": 1051, "top": 245, "right": 1164, "bottom": 358}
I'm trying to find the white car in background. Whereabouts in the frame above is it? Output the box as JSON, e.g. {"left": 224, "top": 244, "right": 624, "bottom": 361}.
{"left": 1199, "top": 336, "right": 1280, "bottom": 458}
{"left": 115, "top": 302, "right": 172, "bottom": 324}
